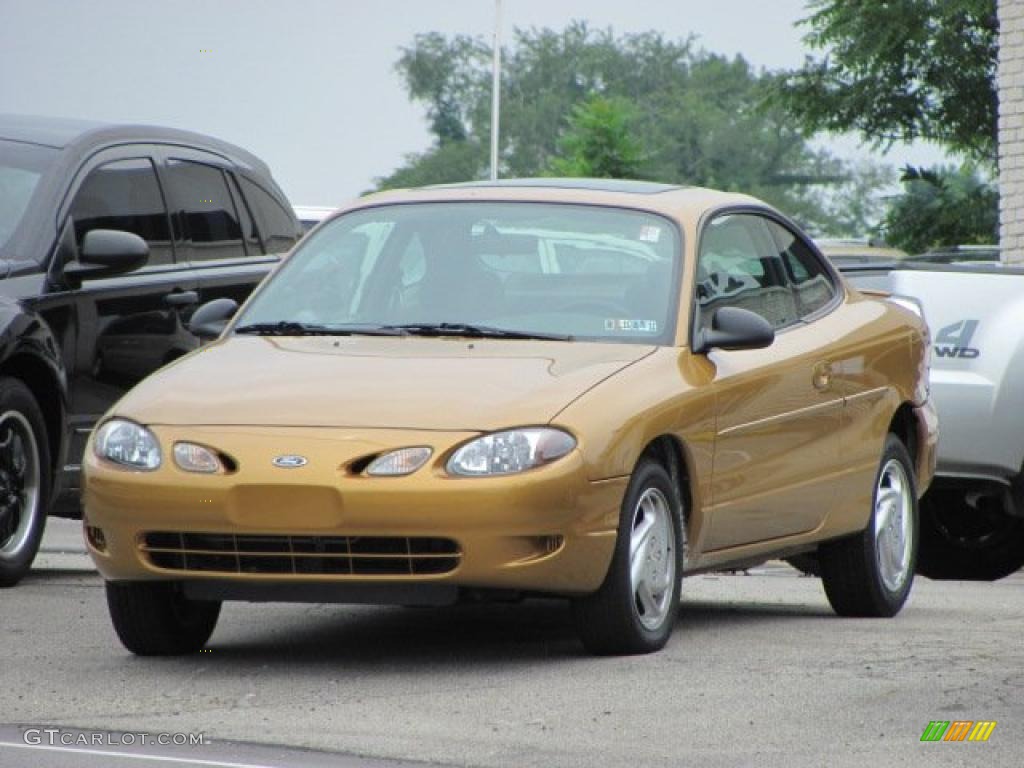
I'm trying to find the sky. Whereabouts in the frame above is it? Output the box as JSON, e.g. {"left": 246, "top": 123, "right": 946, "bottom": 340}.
{"left": 0, "top": 0, "right": 948, "bottom": 206}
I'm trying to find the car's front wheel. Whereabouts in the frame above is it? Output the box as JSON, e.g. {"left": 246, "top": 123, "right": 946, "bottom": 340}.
{"left": 106, "top": 581, "right": 221, "bottom": 655}
{"left": 0, "top": 378, "right": 51, "bottom": 588}
{"left": 572, "top": 459, "right": 684, "bottom": 655}
{"left": 819, "top": 434, "right": 918, "bottom": 617}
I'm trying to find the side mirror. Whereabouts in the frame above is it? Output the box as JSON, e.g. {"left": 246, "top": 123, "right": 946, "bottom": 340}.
{"left": 188, "top": 298, "right": 238, "bottom": 339}
{"left": 696, "top": 306, "right": 775, "bottom": 353}
{"left": 63, "top": 229, "right": 149, "bottom": 284}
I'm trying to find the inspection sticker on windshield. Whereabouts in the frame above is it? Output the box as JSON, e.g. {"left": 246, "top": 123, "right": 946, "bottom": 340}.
{"left": 605, "top": 319, "right": 659, "bottom": 333}
{"left": 638, "top": 225, "right": 662, "bottom": 243}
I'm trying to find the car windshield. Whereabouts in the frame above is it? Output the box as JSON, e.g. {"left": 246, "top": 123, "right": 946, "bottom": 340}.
{"left": 0, "top": 139, "right": 57, "bottom": 257}
{"left": 237, "top": 201, "right": 681, "bottom": 344}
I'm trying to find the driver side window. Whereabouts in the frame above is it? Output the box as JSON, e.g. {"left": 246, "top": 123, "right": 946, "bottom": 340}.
{"left": 696, "top": 214, "right": 799, "bottom": 333}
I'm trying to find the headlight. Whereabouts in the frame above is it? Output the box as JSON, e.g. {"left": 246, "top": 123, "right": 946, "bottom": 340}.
{"left": 93, "top": 419, "right": 161, "bottom": 470}
{"left": 366, "top": 447, "right": 432, "bottom": 476}
{"left": 447, "top": 428, "right": 576, "bottom": 476}
{"left": 173, "top": 442, "right": 222, "bottom": 474}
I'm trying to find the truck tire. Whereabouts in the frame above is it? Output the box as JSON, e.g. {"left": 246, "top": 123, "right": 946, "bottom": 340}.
{"left": 0, "top": 377, "right": 51, "bottom": 588}
{"left": 106, "top": 581, "right": 221, "bottom": 655}
{"left": 819, "top": 435, "right": 918, "bottom": 617}
{"left": 917, "top": 489, "right": 1024, "bottom": 581}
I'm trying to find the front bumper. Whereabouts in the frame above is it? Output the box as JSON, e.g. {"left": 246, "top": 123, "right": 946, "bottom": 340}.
{"left": 83, "top": 425, "right": 624, "bottom": 597}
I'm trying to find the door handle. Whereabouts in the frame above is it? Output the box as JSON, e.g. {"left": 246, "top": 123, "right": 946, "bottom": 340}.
{"left": 813, "top": 361, "right": 833, "bottom": 391}
{"left": 164, "top": 290, "right": 199, "bottom": 307}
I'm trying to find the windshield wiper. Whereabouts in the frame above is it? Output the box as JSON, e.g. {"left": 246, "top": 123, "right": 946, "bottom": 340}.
{"left": 233, "top": 321, "right": 406, "bottom": 337}
{"left": 382, "top": 322, "right": 572, "bottom": 341}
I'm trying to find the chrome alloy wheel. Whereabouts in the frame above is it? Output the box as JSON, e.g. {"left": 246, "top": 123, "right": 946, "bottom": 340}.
{"left": 874, "top": 458, "right": 914, "bottom": 592}
{"left": 0, "top": 410, "right": 41, "bottom": 558}
{"left": 629, "top": 487, "right": 676, "bottom": 630}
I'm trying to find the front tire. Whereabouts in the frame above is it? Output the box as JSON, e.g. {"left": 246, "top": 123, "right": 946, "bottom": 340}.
{"left": 572, "top": 459, "right": 684, "bottom": 655}
{"left": 106, "top": 581, "right": 221, "bottom": 655}
{"left": 917, "top": 489, "right": 1024, "bottom": 581}
{"left": 0, "top": 378, "right": 51, "bottom": 588}
{"left": 819, "top": 434, "right": 918, "bottom": 617}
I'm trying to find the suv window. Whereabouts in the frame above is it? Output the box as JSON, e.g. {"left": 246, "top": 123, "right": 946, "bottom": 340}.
{"left": 69, "top": 157, "right": 173, "bottom": 266}
{"left": 238, "top": 176, "right": 299, "bottom": 254}
{"left": 696, "top": 213, "right": 798, "bottom": 331}
{"left": 165, "top": 159, "right": 246, "bottom": 261}
{"left": 765, "top": 220, "right": 837, "bottom": 318}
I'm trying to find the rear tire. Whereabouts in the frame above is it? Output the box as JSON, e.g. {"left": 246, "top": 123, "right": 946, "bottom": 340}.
{"left": 917, "top": 489, "right": 1024, "bottom": 581}
{"left": 0, "top": 378, "right": 51, "bottom": 588}
{"left": 572, "top": 459, "right": 684, "bottom": 655}
{"left": 106, "top": 581, "right": 221, "bottom": 655}
{"left": 819, "top": 434, "right": 918, "bottom": 617}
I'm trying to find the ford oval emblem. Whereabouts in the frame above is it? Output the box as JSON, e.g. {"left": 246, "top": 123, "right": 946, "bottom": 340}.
{"left": 272, "top": 454, "right": 308, "bottom": 468}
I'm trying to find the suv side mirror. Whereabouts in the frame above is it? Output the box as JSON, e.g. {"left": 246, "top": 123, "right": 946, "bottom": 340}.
{"left": 63, "top": 229, "right": 149, "bottom": 284}
{"left": 188, "top": 298, "right": 239, "bottom": 339}
{"left": 696, "top": 306, "right": 775, "bottom": 353}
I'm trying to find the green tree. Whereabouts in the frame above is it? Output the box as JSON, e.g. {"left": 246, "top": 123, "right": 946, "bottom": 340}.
{"left": 773, "top": 0, "right": 998, "bottom": 166}
{"left": 882, "top": 166, "right": 999, "bottom": 253}
{"left": 548, "top": 96, "right": 644, "bottom": 178}
{"left": 376, "top": 22, "right": 891, "bottom": 235}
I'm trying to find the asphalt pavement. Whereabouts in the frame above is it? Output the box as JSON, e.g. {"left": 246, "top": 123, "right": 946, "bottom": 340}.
{"left": 1, "top": 518, "right": 1021, "bottom": 768}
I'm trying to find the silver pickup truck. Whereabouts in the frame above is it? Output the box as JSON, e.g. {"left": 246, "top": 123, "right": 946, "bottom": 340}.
{"left": 839, "top": 252, "right": 1024, "bottom": 580}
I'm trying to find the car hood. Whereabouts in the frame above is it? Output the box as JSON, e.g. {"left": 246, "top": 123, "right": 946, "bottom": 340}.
{"left": 115, "top": 336, "right": 656, "bottom": 430}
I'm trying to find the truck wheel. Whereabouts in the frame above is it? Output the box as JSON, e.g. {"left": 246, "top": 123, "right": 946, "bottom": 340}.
{"left": 819, "top": 435, "right": 918, "bottom": 617}
{"left": 0, "top": 378, "right": 51, "bottom": 588}
{"left": 572, "top": 459, "right": 684, "bottom": 655}
{"left": 917, "top": 489, "right": 1024, "bottom": 581}
{"left": 106, "top": 581, "right": 221, "bottom": 655}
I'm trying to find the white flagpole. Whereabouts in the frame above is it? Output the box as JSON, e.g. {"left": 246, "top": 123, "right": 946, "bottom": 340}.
{"left": 490, "top": 0, "right": 502, "bottom": 180}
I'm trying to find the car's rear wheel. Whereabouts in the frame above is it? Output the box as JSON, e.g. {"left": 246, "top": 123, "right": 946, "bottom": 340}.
{"left": 819, "top": 434, "right": 918, "bottom": 617}
{"left": 106, "top": 581, "right": 221, "bottom": 655}
{"left": 0, "top": 378, "right": 51, "bottom": 588}
{"left": 917, "top": 489, "right": 1024, "bottom": 581}
{"left": 572, "top": 459, "right": 684, "bottom": 655}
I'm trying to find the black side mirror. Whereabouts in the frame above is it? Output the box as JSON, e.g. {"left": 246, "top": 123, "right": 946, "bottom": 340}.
{"left": 696, "top": 306, "right": 775, "bottom": 354}
{"left": 63, "top": 229, "right": 149, "bottom": 285}
{"left": 188, "top": 298, "right": 239, "bottom": 339}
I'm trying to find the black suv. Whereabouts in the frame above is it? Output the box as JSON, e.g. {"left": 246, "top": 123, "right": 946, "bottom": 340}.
{"left": 0, "top": 114, "right": 301, "bottom": 585}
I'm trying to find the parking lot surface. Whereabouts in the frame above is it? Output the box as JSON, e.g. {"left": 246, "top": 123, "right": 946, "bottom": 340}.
{"left": 2, "top": 520, "right": 1021, "bottom": 767}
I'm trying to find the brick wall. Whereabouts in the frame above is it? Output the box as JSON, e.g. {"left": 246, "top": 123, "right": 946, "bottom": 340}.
{"left": 1000, "top": 0, "right": 1024, "bottom": 262}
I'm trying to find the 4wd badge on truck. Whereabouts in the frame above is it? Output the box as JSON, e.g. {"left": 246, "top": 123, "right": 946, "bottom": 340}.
{"left": 934, "top": 320, "right": 980, "bottom": 359}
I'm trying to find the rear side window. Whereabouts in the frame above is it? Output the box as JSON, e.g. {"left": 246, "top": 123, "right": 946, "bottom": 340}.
{"left": 69, "top": 157, "right": 173, "bottom": 266}
{"left": 765, "top": 220, "right": 837, "bottom": 318}
{"left": 238, "top": 177, "right": 299, "bottom": 254}
{"left": 165, "top": 159, "right": 245, "bottom": 261}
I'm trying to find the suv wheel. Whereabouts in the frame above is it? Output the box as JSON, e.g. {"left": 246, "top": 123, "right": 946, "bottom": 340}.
{"left": 0, "top": 378, "right": 50, "bottom": 588}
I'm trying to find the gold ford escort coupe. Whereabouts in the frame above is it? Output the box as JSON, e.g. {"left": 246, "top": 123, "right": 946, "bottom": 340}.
{"left": 83, "top": 179, "right": 937, "bottom": 656}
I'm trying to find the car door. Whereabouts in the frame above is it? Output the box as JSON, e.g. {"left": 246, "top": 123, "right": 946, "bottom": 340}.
{"left": 158, "top": 150, "right": 296, "bottom": 315}
{"left": 698, "top": 212, "right": 842, "bottom": 551}
{"left": 28, "top": 148, "right": 196, "bottom": 498}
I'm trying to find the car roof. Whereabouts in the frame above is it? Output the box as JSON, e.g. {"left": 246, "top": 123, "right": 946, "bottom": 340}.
{"left": 354, "top": 180, "right": 766, "bottom": 223}
{"left": 0, "top": 113, "right": 269, "bottom": 173}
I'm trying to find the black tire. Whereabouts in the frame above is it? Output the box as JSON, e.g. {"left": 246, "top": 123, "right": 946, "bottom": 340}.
{"left": 819, "top": 434, "right": 918, "bottom": 617}
{"left": 784, "top": 553, "right": 821, "bottom": 577}
{"left": 917, "top": 489, "right": 1024, "bottom": 581}
{"left": 0, "top": 377, "right": 51, "bottom": 588}
{"left": 572, "top": 459, "right": 684, "bottom": 655}
{"left": 106, "top": 581, "right": 221, "bottom": 656}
